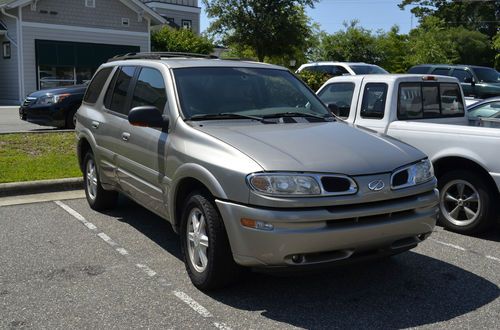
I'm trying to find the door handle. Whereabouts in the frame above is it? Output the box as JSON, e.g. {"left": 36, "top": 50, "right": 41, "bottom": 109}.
{"left": 91, "top": 121, "right": 100, "bottom": 129}
{"left": 122, "top": 132, "right": 131, "bottom": 142}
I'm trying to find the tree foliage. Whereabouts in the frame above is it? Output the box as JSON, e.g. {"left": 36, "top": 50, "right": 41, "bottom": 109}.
{"left": 399, "top": 0, "right": 500, "bottom": 39}
{"left": 494, "top": 31, "right": 500, "bottom": 69}
{"left": 151, "top": 27, "right": 214, "bottom": 54}
{"left": 202, "top": 0, "right": 318, "bottom": 62}
{"left": 296, "top": 70, "right": 332, "bottom": 91}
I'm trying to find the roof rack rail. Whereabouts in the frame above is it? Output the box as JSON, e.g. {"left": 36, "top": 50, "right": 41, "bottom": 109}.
{"left": 107, "top": 52, "right": 218, "bottom": 62}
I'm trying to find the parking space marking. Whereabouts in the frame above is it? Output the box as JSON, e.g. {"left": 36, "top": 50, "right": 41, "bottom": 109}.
{"left": 430, "top": 238, "right": 499, "bottom": 264}
{"left": 136, "top": 263, "right": 157, "bottom": 277}
{"left": 55, "top": 200, "right": 97, "bottom": 230}
{"left": 431, "top": 238, "right": 467, "bottom": 251}
{"left": 173, "top": 291, "right": 213, "bottom": 318}
{"left": 54, "top": 200, "right": 232, "bottom": 328}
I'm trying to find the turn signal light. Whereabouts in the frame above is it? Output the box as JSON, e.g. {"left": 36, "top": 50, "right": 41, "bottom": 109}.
{"left": 240, "top": 218, "right": 274, "bottom": 231}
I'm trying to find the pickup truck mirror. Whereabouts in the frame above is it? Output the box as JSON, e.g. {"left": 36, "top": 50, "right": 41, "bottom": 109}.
{"left": 128, "top": 106, "right": 169, "bottom": 129}
{"left": 327, "top": 103, "right": 340, "bottom": 116}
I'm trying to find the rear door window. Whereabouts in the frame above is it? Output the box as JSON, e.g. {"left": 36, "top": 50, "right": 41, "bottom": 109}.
{"left": 360, "top": 83, "right": 387, "bottom": 119}
{"left": 451, "top": 69, "right": 473, "bottom": 83}
{"left": 398, "top": 82, "right": 464, "bottom": 119}
{"left": 431, "top": 68, "right": 451, "bottom": 76}
{"left": 108, "top": 66, "right": 136, "bottom": 115}
{"left": 83, "top": 67, "right": 112, "bottom": 104}
{"left": 131, "top": 67, "right": 168, "bottom": 112}
{"left": 317, "top": 83, "right": 354, "bottom": 118}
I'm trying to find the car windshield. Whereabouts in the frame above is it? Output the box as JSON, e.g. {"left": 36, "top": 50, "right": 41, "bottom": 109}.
{"left": 350, "top": 65, "right": 388, "bottom": 75}
{"left": 474, "top": 67, "right": 500, "bottom": 83}
{"left": 173, "top": 67, "right": 332, "bottom": 120}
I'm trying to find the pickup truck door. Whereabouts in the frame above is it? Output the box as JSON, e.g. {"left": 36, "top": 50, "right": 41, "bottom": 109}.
{"left": 116, "top": 67, "right": 170, "bottom": 217}
{"left": 352, "top": 82, "right": 390, "bottom": 133}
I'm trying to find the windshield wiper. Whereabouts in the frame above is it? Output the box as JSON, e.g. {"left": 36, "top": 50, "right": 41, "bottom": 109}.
{"left": 263, "top": 112, "right": 334, "bottom": 121}
{"left": 187, "top": 113, "right": 272, "bottom": 123}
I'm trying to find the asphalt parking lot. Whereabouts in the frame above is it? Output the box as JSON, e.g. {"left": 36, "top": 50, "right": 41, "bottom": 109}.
{"left": 1, "top": 195, "right": 499, "bottom": 329}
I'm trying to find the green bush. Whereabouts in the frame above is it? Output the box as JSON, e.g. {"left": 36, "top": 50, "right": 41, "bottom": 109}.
{"left": 151, "top": 27, "right": 214, "bottom": 54}
{"left": 296, "top": 70, "right": 333, "bottom": 91}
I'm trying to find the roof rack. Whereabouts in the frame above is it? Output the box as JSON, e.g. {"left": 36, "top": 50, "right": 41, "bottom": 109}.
{"left": 107, "top": 52, "right": 218, "bottom": 62}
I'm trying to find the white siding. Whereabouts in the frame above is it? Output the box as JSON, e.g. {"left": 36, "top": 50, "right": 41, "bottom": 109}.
{"left": 21, "top": 25, "right": 149, "bottom": 95}
{"left": 0, "top": 11, "right": 20, "bottom": 103}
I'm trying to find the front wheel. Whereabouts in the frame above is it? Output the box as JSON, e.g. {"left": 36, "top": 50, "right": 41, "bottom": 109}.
{"left": 438, "top": 170, "right": 496, "bottom": 234}
{"left": 83, "top": 152, "right": 118, "bottom": 211}
{"left": 180, "top": 191, "right": 241, "bottom": 290}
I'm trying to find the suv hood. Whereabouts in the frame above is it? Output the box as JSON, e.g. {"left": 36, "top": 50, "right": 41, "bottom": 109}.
{"left": 195, "top": 121, "right": 425, "bottom": 176}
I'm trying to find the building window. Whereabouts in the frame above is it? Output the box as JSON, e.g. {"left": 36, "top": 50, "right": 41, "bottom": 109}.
{"left": 182, "top": 19, "right": 192, "bottom": 30}
{"left": 2, "top": 42, "right": 11, "bottom": 59}
{"left": 85, "top": 0, "right": 95, "bottom": 8}
{"left": 122, "top": 18, "right": 130, "bottom": 27}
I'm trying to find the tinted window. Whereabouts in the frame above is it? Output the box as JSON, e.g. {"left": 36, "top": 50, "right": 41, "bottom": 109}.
{"left": 408, "top": 66, "right": 429, "bottom": 74}
{"left": 473, "top": 67, "right": 500, "bottom": 83}
{"left": 174, "top": 67, "right": 331, "bottom": 118}
{"left": 360, "top": 83, "right": 387, "bottom": 119}
{"left": 431, "top": 68, "right": 451, "bottom": 76}
{"left": 83, "top": 67, "right": 112, "bottom": 104}
{"left": 131, "top": 68, "right": 167, "bottom": 112}
{"left": 109, "top": 66, "right": 136, "bottom": 114}
{"left": 317, "top": 83, "right": 355, "bottom": 118}
{"left": 398, "top": 83, "right": 464, "bottom": 119}
{"left": 350, "top": 65, "right": 388, "bottom": 75}
{"left": 451, "top": 69, "right": 472, "bottom": 82}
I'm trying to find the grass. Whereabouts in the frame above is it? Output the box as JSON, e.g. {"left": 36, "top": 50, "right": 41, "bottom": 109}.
{"left": 0, "top": 132, "right": 81, "bottom": 183}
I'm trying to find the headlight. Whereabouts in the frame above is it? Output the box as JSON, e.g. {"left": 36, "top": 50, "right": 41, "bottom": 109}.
{"left": 248, "top": 173, "right": 321, "bottom": 196}
{"left": 391, "top": 159, "right": 434, "bottom": 189}
{"left": 36, "top": 93, "right": 70, "bottom": 105}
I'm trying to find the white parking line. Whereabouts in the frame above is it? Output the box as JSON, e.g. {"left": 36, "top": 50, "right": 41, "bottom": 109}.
{"left": 430, "top": 238, "right": 467, "bottom": 251}
{"left": 136, "top": 263, "right": 157, "bottom": 277}
{"left": 173, "top": 291, "right": 213, "bottom": 318}
{"left": 486, "top": 255, "right": 500, "bottom": 263}
{"left": 54, "top": 200, "right": 230, "bottom": 328}
{"left": 55, "top": 200, "right": 97, "bottom": 230}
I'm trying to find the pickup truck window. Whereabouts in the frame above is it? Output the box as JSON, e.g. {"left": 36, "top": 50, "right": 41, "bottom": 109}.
{"left": 317, "top": 82, "right": 354, "bottom": 118}
{"left": 360, "top": 83, "right": 387, "bottom": 119}
{"left": 432, "top": 68, "right": 451, "bottom": 76}
{"left": 398, "top": 82, "right": 464, "bottom": 119}
{"left": 451, "top": 69, "right": 473, "bottom": 83}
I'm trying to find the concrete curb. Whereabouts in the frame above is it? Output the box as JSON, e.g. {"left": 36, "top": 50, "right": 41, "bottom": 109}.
{"left": 0, "top": 177, "right": 84, "bottom": 198}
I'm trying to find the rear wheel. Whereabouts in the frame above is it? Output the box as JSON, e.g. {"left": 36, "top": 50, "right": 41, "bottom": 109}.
{"left": 180, "top": 191, "right": 241, "bottom": 290}
{"left": 83, "top": 152, "right": 118, "bottom": 211}
{"left": 438, "top": 170, "right": 496, "bottom": 234}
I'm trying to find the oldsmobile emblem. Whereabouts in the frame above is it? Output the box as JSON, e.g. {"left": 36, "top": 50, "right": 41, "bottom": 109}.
{"left": 368, "top": 180, "right": 385, "bottom": 191}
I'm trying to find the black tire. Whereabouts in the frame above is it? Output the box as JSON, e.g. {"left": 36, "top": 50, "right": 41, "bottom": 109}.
{"left": 180, "top": 191, "right": 241, "bottom": 290}
{"left": 438, "top": 170, "right": 496, "bottom": 234}
{"left": 65, "top": 107, "right": 78, "bottom": 129}
{"left": 83, "top": 152, "right": 118, "bottom": 211}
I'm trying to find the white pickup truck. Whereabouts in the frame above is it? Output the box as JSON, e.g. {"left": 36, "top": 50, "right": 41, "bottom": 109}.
{"left": 317, "top": 74, "right": 500, "bottom": 234}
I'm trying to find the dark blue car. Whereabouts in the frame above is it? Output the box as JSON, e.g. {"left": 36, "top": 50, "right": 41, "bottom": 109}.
{"left": 19, "top": 84, "right": 87, "bottom": 129}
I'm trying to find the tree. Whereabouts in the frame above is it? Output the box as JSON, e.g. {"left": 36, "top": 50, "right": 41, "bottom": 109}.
{"left": 376, "top": 26, "right": 409, "bottom": 73}
{"left": 494, "top": 31, "right": 500, "bottom": 69}
{"left": 448, "top": 27, "right": 493, "bottom": 67}
{"left": 315, "top": 21, "right": 382, "bottom": 64}
{"left": 399, "top": 0, "right": 500, "bottom": 39}
{"left": 151, "top": 27, "right": 214, "bottom": 54}
{"left": 203, "top": 0, "right": 318, "bottom": 62}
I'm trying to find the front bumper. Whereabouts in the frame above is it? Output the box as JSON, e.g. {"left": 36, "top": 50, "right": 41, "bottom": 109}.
{"left": 19, "top": 105, "right": 65, "bottom": 127}
{"left": 216, "top": 189, "right": 438, "bottom": 267}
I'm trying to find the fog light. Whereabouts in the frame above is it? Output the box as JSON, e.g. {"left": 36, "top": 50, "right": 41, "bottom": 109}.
{"left": 240, "top": 218, "right": 274, "bottom": 231}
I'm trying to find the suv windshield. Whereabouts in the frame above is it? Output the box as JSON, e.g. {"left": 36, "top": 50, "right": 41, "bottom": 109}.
{"left": 350, "top": 65, "right": 388, "bottom": 75}
{"left": 173, "top": 67, "right": 332, "bottom": 119}
{"left": 474, "top": 67, "right": 500, "bottom": 83}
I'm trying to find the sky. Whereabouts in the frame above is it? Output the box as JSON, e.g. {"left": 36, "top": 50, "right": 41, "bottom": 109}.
{"left": 199, "top": 0, "right": 416, "bottom": 35}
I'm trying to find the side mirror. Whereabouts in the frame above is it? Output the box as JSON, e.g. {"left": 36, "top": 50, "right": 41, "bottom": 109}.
{"left": 128, "top": 106, "right": 169, "bottom": 129}
{"left": 327, "top": 103, "right": 340, "bottom": 116}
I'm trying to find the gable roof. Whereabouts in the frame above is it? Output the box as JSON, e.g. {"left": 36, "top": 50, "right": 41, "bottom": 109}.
{"left": 0, "top": 0, "right": 165, "bottom": 25}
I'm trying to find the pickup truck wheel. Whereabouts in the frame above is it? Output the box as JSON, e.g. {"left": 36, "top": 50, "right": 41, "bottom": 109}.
{"left": 181, "top": 192, "right": 241, "bottom": 290}
{"left": 83, "top": 152, "right": 118, "bottom": 211}
{"left": 438, "top": 170, "right": 495, "bottom": 234}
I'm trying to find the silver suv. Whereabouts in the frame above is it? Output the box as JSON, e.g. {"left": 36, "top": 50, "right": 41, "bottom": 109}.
{"left": 76, "top": 53, "right": 438, "bottom": 290}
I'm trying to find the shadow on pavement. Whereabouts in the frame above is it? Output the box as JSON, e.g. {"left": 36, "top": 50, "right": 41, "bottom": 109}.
{"left": 107, "top": 197, "right": 500, "bottom": 329}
